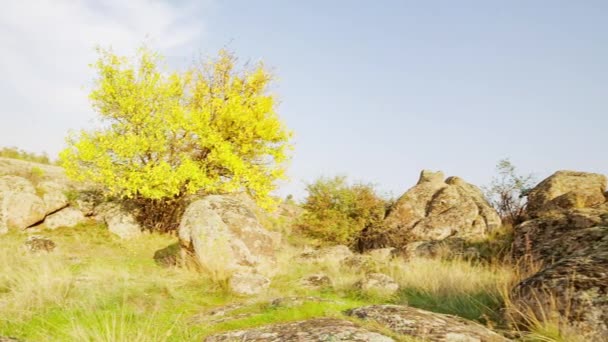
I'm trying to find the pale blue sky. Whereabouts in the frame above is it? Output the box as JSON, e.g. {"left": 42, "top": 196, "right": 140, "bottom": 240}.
{"left": 1, "top": 1, "right": 606, "bottom": 199}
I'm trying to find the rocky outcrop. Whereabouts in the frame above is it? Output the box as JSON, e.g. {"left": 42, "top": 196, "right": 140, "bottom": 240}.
{"left": 525, "top": 171, "right": 607, "bottom": 218}
{"left": 178, "top": 195, "right": 279, "bottom": 277}
{"left": 1, "top": 176, "right": 47, "bottom": 231}
{"left": 37, "top": 181, "right": 69, "bottom": 214}
{"left": 510, "top": 170, "right": 608, "bottom": 340}
{"left": 511, "top": 245, "right": 608, "bottom": 340}
{"left": 512, "top": 208, "right": 608, "bottom": 264}
{"left": 204, "top": 318, "right": 394, "bottom": 341}
{"left": 347, "top": 305, "right": 510, "bottom": 341}
{"left": 0, "top": 159, "right": 88, "bottom": 233}
{"left": 382, "top": 170, "right": 501, "bottom": 244}
{"left": 43, "top": 207, "right": 85, "bottom": 230}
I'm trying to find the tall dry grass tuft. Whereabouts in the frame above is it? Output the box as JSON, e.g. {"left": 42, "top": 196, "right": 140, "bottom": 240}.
{"left": 0, "top": 240, "right": 74, "bottom": 319}
{"left": 499, "top": 247, "right": 587, "bottom": 342}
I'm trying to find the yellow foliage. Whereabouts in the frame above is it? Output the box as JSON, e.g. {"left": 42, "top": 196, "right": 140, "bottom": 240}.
{"left": 61, "top": 47, "right": 292, "bottom": 209}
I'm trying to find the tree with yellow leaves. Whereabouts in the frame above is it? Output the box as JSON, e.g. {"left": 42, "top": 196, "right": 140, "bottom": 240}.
{"left": 61, "top": 47, "right": 292, "bottom": 231}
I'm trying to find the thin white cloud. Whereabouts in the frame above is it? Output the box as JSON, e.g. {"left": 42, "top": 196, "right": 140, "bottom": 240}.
{"left": 0, "top": 0, "right": 207, "bottom": 157}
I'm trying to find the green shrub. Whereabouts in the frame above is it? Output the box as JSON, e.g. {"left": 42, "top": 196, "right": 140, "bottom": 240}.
{"left": 296, "top": 176, "right": 386, "bottom": 249}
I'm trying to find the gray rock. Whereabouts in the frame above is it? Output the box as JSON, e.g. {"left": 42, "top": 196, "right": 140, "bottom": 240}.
{"left": 43, "top": 207, "right": 85, "bottom": 229}
{"left": 510, "top": 170, "right": 608, "bottom": 340}
{"left": 347, "top": 305, "right": 510, "bottom": 341}
{"left": 37, "top": 181, "right": 69, "bottom": 214}
{"left": 379, "top": 170, "right": 501, "bottom": 246}
{"left": 204, "top": 318, "right": 394, "bottom": 341}
{"left": 178, "top": 195, "right": 278, "bottom": 276}
{"left": 526, "top": 171, "right": 607, "bottom": 218}
{"left": 0, "top": 176, "right": 46, "bottom": 231}
{"left": 5, "top": 192, "right": 46, "bottom": 230}
{"left": 511, "top": 239, "right": 608, "bottom": 340}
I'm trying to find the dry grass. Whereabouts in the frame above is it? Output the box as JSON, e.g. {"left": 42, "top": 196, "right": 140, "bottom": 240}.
{"left": 0, "top": 221, "right": 591, "bottom": 341}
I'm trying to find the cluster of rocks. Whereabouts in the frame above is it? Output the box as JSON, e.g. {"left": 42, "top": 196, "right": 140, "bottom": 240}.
{"left": 0, "top": 158, "right": 86, "bottom": 234}
{"left": 360, "top": 170, "right": 502, "bottom": 254}
{"left": 510, "top": 171, "right": 608, "bottom": 340}
{"left": 3, "top": 156, "right": 606, "bottom": 339}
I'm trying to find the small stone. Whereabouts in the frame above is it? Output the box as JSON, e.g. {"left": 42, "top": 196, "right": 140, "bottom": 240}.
{"left": 24, "top": 235, "right": 56, "bottom": 253}
{"left": 356, "top": 273, "right": 399, "bottom": 296}
{"left": 301, "top": 273, "right": 332, "bottom": 288}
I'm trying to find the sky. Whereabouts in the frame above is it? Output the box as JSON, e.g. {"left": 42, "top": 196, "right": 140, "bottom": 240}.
{"left": 1, "top": 0, "right": 607, "bottom": 199}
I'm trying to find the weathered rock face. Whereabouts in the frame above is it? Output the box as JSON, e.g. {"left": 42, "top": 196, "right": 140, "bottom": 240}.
{"left": 511, "top": 244, "right": 608, "bottom": 340}
{"left": 0, "top": 161, "right": 87, "bottom": 233}
{"left": 5, "top": 192, "right": 47, "bottom": 230}
{"left": 95, "top": 202, "right": 142, "bottom": 239}
{"left": 178, "top": 195, "right": 278, "bottom": 277}
{"left": 204, "top": 318, "right": 395, "bottom": 342}
{"left": 512, "top": 208, "right": 608, "bottom": 264}
{"left": 37, "top": 181, "right": 69, "bottom": 214}
{"left": 510, "top": 171, "right": 608, "bottom": 339}
{"left": 383, "top": 170, "right": 501, "bottom": 244}
{"left": 0, "top": 176, "right": 45, "bottom": 232}
{"left": 44, "top": 207, "right": 85, "bottom": 230}
{"left": 525, "top": 171, "right": 607, "bottom": 218}
{"left": 347, "top": 305, "right": 510, "bottom": 341}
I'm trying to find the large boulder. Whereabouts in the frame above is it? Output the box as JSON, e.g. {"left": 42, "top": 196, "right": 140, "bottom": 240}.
{"left": 0, "top": 175, "right": 47, "bottom": 231}
{"left": 510, "top": 171, "right": 608, "bottom": 339}
{"left": 347, "top": 305, "right": 510, "bottom": 341}
{"left": 382, "top": 170, "right": 501, "bottom": 244}
{"left": 0, "top": 158, "right": 93, "bottom": 234}
{"left": 178, "top": 195, "right": 278, "bottom": 277}
{"left": 204, "top": 318, "right": 394, "bottom": 341}
{"left": 526, "top": 171, "right": 607, "bottom": 218}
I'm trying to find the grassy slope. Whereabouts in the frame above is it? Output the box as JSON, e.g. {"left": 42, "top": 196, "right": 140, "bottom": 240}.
{"left": 0, "top": 222, "right": 517, "bottom": 341}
